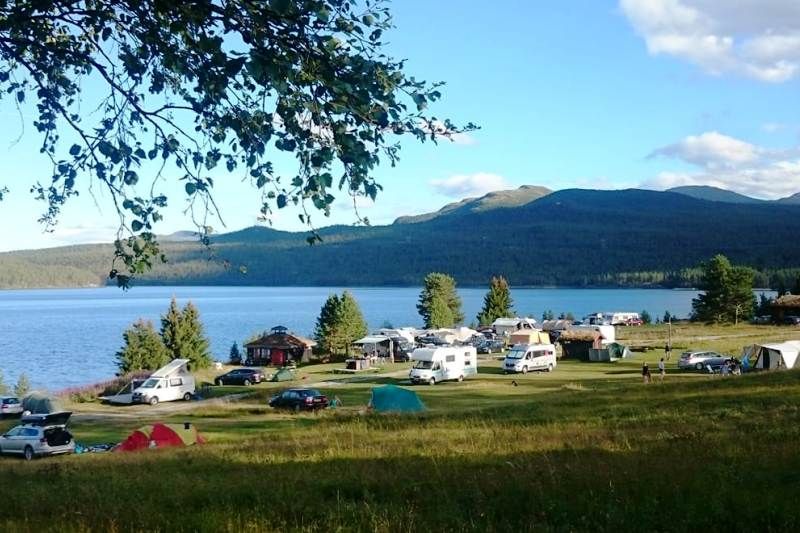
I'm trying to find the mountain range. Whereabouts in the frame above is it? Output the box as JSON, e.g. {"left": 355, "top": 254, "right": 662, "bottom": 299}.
{"left": 2, "top": 185, "right": 800, "bottom": 289}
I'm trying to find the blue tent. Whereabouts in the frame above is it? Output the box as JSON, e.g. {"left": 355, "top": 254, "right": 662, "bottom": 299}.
{"left": 370, "top": 385, "right": 426, "bottom": 413}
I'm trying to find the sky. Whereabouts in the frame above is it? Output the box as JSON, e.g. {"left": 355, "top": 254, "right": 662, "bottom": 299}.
{"left": 1, "top": 0, "right": 799, "bottom": 252}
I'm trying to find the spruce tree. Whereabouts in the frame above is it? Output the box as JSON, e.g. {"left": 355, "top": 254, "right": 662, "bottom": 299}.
{"left": 160, "top": 297, "right": 185, "bottom": 359}
{"left": 692, "top": 254, "right": 756, "bottom": 323}
{"left": 428, "top": 294, "right": 455, "bottom": 329}
{"left": 116, "top": 319, "right": 170, "bottom": 373}
{"left": 229, "top": 342, "right": 242, "bottom": 364}
{"left": 477, "top": 276, "right": 514, "bottom": 326}
{"left": 181, "top": 302, "right": 213, "bottom": 369}
{"left": 314, "top": 292, "right": 367, "bottom": 355}
{"left": 339, "top": 291, "right": 368, "bottom": 351}
{"left": 417, "top": 272, "right": 463, "bottom": 328}
{"left": 14, "top": 373, "right": 31, "bottom": 397}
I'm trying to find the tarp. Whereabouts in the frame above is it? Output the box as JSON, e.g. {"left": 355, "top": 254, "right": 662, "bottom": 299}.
{"left": 115, "top": 423, "right": 205, "bottom": 452}
{"left": 353, "top": 335, "right": 392, "bottom": 345}
{"left": 271, "top": 367, "right": 295, "bottom": 382}
{"left": 22, "top": 392, "right": 63, "bottom": 414}
{"left": 370, "top": 385, "right": 426, "bottom": 413}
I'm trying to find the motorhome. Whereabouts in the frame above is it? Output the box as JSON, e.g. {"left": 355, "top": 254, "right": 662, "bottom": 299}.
{"left": 409, "top": 346, "right": 478, "bottom": 385}
{"left": 492, "top": 317, "right": 538, "bottom": 337}
{"left": 585, "top": 312, "right": 641, "bottom": 326}
{"left": 503, "top": 343, "right": 557, "bottom": 374}
{"left": 131, "top": 359, "right": 196, "bottom": 406}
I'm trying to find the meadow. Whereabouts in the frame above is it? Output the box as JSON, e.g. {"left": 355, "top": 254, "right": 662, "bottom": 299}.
{"left": 1, "top": 324, "right": 799, "bottom": 532}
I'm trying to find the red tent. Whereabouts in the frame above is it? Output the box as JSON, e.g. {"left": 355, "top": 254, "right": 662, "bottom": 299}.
{"left": 115, "top": 423, "right": 205, "bottom": 452}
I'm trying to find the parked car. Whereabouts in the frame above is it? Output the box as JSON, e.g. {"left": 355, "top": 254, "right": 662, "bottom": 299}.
{"left": 269, "top": 389, "right": 329, "bottom": 411}
{"left": 751, "top": 315, "right": 772, "bottom": 325}
{"left": 678, "top": 351, "right": 726, "bottom": 371}
{"left": 214, "top": 368, "right": 263, "bottom": 386}
{"left": 477, "top": 339, "right": 505, "bottom": 354}
{"left": 0, "top": 412, "right": 74, "bottom": 460}
{"left": 624, "top": 317, "right": 644, "bottom": 326}
{"left": 783, "top": 316, "right": 800, "bottom": 326}
{"left": 0, "top": 396, "right": 22, "bottom": 418}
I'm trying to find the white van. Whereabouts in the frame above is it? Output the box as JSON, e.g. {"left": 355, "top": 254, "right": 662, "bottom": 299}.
{"left": 503, "top": 344, "right": 557, "bottom": 374}
{"left": 409, "top": 346, "right": 478, "bottom": 385}
{"left": 131, "top": 359, "right": 196, "bottom": 406}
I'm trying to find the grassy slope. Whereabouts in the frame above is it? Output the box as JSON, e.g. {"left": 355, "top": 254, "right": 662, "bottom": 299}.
{"left": 1, "top": 326, "right": 800, "bottom": 531}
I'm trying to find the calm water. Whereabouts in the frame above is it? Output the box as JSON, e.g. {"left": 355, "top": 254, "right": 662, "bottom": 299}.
{"left": 0, "top": 286, "right": 703, "bottom": 390}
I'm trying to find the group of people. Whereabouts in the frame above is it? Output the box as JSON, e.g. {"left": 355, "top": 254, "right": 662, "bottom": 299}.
{"left": 642, "top": 356, "right": 743, "bottom": 383}
{"left": 641, "top": 359, "right": 666, "bottom": 383}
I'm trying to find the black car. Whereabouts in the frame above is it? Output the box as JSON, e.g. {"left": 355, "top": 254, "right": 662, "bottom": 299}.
{"left": 214, "top": 368, "right": 263, "bottom": 386}
{"left": 269, "top": 388, "right": 329, "bottom": 411}
{"left": 477, "top": 339, "right": 505, "bottom": 354}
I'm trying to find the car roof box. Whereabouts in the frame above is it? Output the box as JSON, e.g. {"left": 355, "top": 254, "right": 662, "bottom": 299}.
{"left": 22, "top": 411, "right": 72, "bottom": 426}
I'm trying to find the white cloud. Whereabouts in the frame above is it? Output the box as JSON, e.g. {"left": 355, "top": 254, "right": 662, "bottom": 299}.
{"left": 649, "top": 131, "right": 759, "bottom": 169}
{"left": 430, "top": 173, "right": 510, "bottom": 198}
{"left": 51, "top": 224, "right": 117, "bottom": 245}
{"left": 620, "top": 0, "right": 800, "bottom": 82}
{"left": 642, "top": 131, "right": 800, "bottom": 198}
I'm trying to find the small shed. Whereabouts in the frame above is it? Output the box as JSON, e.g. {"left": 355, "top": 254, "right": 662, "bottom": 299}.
{"left": 244, "top": 326, "right": 317, "bottom": 366}
{"left": 557, "top": 329, "right": 604, "bottom": 361}
{"left": 772, "top": 295, "right": 800, "bottom": 322}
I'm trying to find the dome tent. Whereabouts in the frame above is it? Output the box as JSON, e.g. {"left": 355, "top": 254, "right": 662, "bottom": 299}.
{"left": 369, "top": 385, "right": 426, "bottom": 413}
{"left": 22, "top": 392, "right": 63, "bottom": 414}
{"left": 115, "top": 423, "right": 205, "bottom": 452}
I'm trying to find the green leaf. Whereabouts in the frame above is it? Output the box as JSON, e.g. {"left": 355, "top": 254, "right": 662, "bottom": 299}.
{"left": 131, "top": 220, "right": 143, "bottom": 232}
{"left": 68, "top": 144, "right": 81, "bottom": 156}
{"left": 277, "top": 194, "right": 287, "bottom": 208}
{"left": 185, "top": 182, "right": 197, "bottom": 195}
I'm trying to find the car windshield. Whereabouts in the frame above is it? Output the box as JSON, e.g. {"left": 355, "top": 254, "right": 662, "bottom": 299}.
{"left": 507, "top": 349, "right": 525, "bottom": 359}
{"left": 413, "top": 360, "right": 433, "bottom": 369}
{"left": 140, "top": 378, "right": 159, "bottom": 388}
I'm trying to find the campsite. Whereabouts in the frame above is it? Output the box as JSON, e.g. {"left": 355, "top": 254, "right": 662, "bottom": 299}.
{"left": 2, "top": 322, "right": 800, "bottom": 531}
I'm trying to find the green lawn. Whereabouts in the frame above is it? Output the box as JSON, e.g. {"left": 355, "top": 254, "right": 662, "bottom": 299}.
{"left": 2, "top": 325, "right": 800, "bottom": 531}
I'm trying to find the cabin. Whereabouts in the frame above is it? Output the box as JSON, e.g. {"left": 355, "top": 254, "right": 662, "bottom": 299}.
{"left": 244, "top": 326, "right": 317, "bottom": 366}
{"left": 772, "top": 295, "right": 800, "bottom": 322}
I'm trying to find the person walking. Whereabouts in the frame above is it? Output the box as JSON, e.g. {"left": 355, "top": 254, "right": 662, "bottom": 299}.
{"left": 658, "top": 357, "right": 665, "bottom": 382}
{"left": 642, "top": 362, "right": 651, "bottom": 384}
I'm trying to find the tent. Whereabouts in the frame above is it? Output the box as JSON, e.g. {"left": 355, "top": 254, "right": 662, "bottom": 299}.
{"left": 22, "top": 392, "right": 63, "bottom": 414}
{"left": 746, "top": 341, "right": 800, "bottom": 370}
{"left": 509, "top": 330, "right": 550, "bottom": 346}
{"left": 115, "top": 423, "right": 205, "bottom": 452}
{"left": 271, "top": 367, "right": 295, "bottom": 382}
{"left": 369, "top": 385, "right": 426, "bottom": 413}
{"left": 588, "top": 342, "right": 633, "bottom": 362}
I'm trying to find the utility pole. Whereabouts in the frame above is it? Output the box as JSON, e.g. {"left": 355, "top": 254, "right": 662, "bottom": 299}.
{"left": 666, "top": 316, "right": 673, "bottom": 361}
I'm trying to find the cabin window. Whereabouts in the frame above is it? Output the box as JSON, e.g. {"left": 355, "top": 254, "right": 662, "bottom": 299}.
{"left": 445, "top": 355, "right": 456, "bottom": 363}
{"left": 464, "top": 354, "right": 472, "bottom": 366}
{"left": 170, "top": 378, "right": 183, "bottom": 387}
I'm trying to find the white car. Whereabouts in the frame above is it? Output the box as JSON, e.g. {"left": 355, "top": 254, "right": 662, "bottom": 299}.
{"left": 0, "top": 412, "right": 75, "bottom": 460}
{"left": 503, "top": 344, "right": 557, "bottom": 374}
{"left": 0, "top": 396, "right": 23, "bottom": 417}
{"left": 677, "top": 351, "right": 725, "bottom": 371}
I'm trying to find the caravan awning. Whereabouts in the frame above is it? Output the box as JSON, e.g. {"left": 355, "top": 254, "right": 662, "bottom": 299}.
{"left": 353, "top": 335, "right": 392, "bottom": 345}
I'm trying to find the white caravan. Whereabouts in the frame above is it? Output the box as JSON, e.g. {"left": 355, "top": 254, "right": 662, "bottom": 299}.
{"left": 409, "top": 346, "right": 478, "bottom": 385}
{"left": 131, "top": 359, "right": 196, "bottom": 406}
{"left": 503, "top": 344, "right": 557, "bottom": 374}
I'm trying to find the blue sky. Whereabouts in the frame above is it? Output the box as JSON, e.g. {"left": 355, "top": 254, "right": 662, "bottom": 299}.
{"left": 1, "top": 0, "right": 799, "bottom": 252}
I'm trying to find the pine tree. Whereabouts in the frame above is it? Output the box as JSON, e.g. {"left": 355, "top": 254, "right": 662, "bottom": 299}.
{"left": 181, "top": 302, "right": 213, "bottom": 369}
{"left": 160, "top": 297, "right": 185, "bottom": 359}
{"left": 417, "top": 272, "right": 463, "bottom": 328}
{"left": 428, "top": 294, "right": 454, "bottom": 329}
{"left": 692, "top": 254, "right": 756, "bottom": 323}
{"left": 542, "top": 310, "right": 555, "bottom": 322}
{"left": 14, "top": 373, "right": 31, "bottom": 397}
{"left": 229, "top": 342, "right": 242, "bottom": 364}
{"left": 314, "top": 292, "right": 367, "bottom": 355}
{"left": 640, "top": 310, "right": 652, "bottom": 325}
{"left": 116, "top": 319, "right": 170, "bottom": 373}
{"left": 477, "top": 276, "right": 514, "bottom": 326}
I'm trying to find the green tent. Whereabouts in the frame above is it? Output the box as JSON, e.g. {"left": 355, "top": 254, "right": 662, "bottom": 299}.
{"left": 271, "top": 368, "right": 295, "bottom": 382}
{"left": 22, "top": 392, "right": 63, "bottom": 414}
{"left": 370, "top": 385, "right": 426, "bottom": 413}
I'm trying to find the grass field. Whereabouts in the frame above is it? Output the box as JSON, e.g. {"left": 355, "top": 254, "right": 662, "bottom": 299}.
{"left": 1, "top": 324, "right": 799, "bottom": 532}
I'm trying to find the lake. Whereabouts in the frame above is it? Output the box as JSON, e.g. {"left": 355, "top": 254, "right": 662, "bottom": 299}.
{"left": 0, "top": 286, "right": 705, "bottom": 390}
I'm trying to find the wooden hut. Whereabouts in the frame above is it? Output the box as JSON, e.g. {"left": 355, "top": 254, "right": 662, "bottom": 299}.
{"left": 557, "top": 329, "right": 604, "bottom": 361}
{"left": 244, "top": 326, "right": 317, "bottom": 366}
{"left": 772, "top": 295, "right": 800, "bottom": 322}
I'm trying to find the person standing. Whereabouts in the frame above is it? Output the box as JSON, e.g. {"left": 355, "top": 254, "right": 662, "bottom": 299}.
{"left": 658, "top": 358, "right": 665, "bottom": 382}
{"left": 642, "top": 362, "right": 651, "bottom": 384}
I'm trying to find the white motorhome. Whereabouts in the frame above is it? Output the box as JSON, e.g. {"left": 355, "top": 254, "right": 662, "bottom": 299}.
{"left": 131, "top": 359, "right": 196, "bottom": 406}
{"left": 503, "top": 344, "right": 557, "bottom": 374}
{"left": 409, "top": 346, "right": 478, "bottom": 385}
{"left": 585, "top": 312, "right": 640, "bottom": 326}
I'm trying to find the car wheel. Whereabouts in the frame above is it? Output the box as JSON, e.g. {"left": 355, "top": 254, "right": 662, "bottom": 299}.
{"left": 695, "top": 362, "right": 703, "bottom": 370}
{"left": 548, "top": 363, "right": 554, "bottom": 373}
{"left": 149, "top": 396, "right": 159, "bottom": 406}
{"left": 522, "top": 366, "right": 529, "bottom": 374}
{"left": 243, "top": 379, "right": 251, "bottom": 386}
{"left": 429, "top": 378, "right": 436, "bottom": 386}
{"left": 183, "top": 392, "right": 192, "bottom": 402}
{"left": 215, "top": 379, "right": 223, "bottom": 386}
{"left": 23, "top": 446, "right": 34, "bottom": 461}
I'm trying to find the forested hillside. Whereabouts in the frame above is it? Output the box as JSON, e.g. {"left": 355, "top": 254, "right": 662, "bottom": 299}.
{"left": 2, "top": 188, "right": 800, "bottom": 289}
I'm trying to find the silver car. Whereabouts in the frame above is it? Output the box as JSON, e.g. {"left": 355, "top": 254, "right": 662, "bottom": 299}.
{"left": 0, "top": 412, "right": 75, "bottom": 460}
{"left": 677, "top": 351, "right": 725, "bottom": 371}
{"left": 0, "top": 396, "right": 23, "bottom": 417}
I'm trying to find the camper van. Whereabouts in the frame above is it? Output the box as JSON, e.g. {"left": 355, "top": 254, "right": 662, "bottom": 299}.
{"left": 503, "top": 344, "right": 557, "bottom": 374}
{"left": 409, "top": 346, "right": 478, "bottom": 385}
{"left": 131, "top": 359, "right": 196, "bottom": 406}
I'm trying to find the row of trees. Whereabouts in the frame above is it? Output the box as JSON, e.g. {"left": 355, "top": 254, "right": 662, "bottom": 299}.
{"left": 116, "top": 298, "right": 212, "bottom": 373}
{"left": 0, "top": 370, "right": 31, "bottom": 397}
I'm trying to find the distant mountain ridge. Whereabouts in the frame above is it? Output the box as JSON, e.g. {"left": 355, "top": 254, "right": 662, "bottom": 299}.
{"left": 3, "top": 186, "right": 800, "bottom": 289}
{"left": 667, "top": 185, "right": 764, "bottom": 204}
